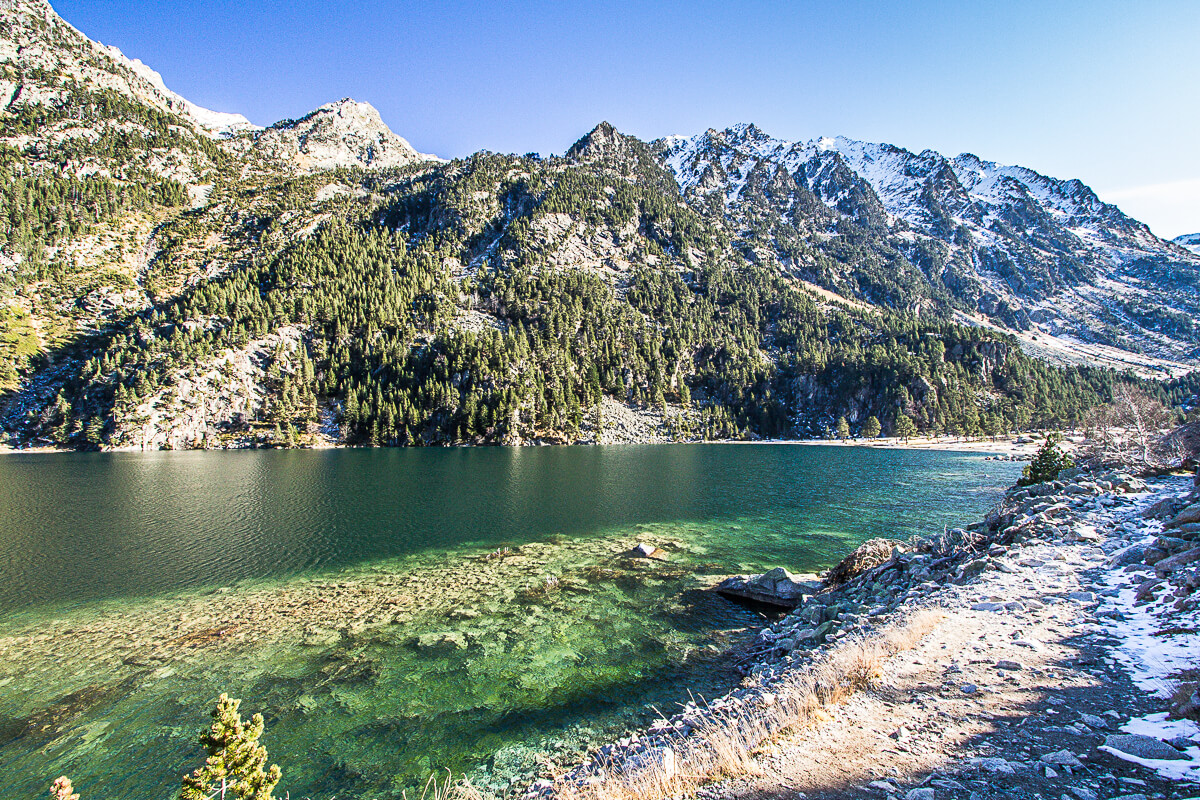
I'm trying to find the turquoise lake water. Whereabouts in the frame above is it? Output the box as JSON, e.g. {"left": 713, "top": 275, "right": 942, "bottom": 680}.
{"left": 0, "top": 444, "right": 1020, "bottom": 799}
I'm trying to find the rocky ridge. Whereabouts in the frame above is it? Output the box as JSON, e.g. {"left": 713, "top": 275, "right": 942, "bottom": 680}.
{"left": 235, "top": 98, "right": 440, "bottom": 175}
{"left": 538, "top": 469, "right": 1200, "bottom": 800}
{"left": 658, "top": 125, "right": 1200, "bottom": 368}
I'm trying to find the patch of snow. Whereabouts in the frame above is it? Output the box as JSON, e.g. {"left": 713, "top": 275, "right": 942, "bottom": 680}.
{"left": 1100, "top": 713, "right": 1200, "bottom": 782}
{"left": 1173, "top": 233, "right": 1200, "bottom": 256}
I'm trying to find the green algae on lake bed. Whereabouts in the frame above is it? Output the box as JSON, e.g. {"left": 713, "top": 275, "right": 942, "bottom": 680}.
{"left": 0, "top": 528, "right": 759, "bottom": 799}
{"left": 0, "top": 445, "right": 1022, "bottom": 799}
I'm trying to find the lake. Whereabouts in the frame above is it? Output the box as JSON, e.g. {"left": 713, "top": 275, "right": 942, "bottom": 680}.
{"left": 0, "top": 444, "right": 1020, "bottom": 799}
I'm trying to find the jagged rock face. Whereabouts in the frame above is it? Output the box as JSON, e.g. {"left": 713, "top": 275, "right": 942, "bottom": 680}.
{"left": 657, "top": 124, "right": 1200, "bottom": 364}
{"left": 242, "top": 99, "right": 437, "bottom": 174}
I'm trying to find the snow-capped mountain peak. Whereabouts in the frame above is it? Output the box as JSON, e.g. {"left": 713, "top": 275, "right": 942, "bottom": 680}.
{"left": 655, "top": 123, "right": 1200, "bottom": 364}
{"left": 1175, "top": 233, "right": 1200, "bottom": 256}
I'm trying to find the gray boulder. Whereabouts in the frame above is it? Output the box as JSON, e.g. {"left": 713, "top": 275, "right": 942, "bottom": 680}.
{"left": 1155, "top": 546, "right": 1200, "bottom": 577}
{"left": 1166, "top": 503, "right": 1200, "bottom": 529}
{"left": 1103, "top": 733, "right": 1191, "bottom": 760}
{"left": 715, "top": 567, "right": 822, "bottom": 609}
{"left": 1108, "top": 544, "right": 1149, "bottom": 567}
{"left": 1141, "top": 496, "right": 1186, "bottom": 520}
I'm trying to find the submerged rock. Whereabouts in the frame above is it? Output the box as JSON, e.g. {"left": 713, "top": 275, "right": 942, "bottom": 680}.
{"left": 622, "top": 543, "right": 662, "bottom": 559}
{"left": 715, "top": 567, "right": 822, "bottom": 609}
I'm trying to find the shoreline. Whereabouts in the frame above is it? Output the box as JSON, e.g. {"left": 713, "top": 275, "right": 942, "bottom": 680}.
{"left": 0, "top": 434, "right": 1054, "bottom": 457}
{"left": 535, "top": 467, "right": 1200, "bottom": 800}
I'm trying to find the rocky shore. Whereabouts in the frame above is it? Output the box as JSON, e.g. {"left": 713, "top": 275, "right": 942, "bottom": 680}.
{"left": 537, "top": 467, "right": 1200, "bottom": 800}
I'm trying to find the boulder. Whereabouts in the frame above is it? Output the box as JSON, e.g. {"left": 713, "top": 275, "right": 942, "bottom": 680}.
{"left": 1166, "top": 503, "right": 1200, "bottom": 529}
{"left": 1103, "top": 733, "right": 1191, "bottom": 760}
{"left": 715, "top": 567, "right": 822, "bottom": 609}
{"left": 1040, "top": 750, "right": 1083, "bottom": 767}
{"left": 622, "top": 543, "right": 661, "bottom": 559}
{"left": 1108, "top": 544, "right": 1149, "bottom": 567}
{"left": 826, "top": 538, "right": 902, "bottom": 586}
{"left": 1154, "top": 546, "right": 1200, "bottom": 577}
{"left": 1141, "top": 496, "right": 1186, "bottom": 521}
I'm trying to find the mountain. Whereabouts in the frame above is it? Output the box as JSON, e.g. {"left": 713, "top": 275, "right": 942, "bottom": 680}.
{"left": 237, "top": 98, "right": 441, "bottom": 175}
{"left": 1175, "top": 233, "right": 1200, "bottom": 257}
{"left": 0, "top": 1, "right": 1194, "bottom": 451}
{"left": 657, "top": 125, "right": 1200, "bottom": 369}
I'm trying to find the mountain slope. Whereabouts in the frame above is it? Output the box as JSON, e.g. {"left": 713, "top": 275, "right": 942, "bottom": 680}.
{"left": 657, "top": 125, "right": 1200, "bottom": 367}
{"left": 0, "top": 1, "right": 1194, "bottom": 451}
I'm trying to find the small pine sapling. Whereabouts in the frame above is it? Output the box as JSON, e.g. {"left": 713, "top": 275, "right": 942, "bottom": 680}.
{"left": 1019, "top": 432, "right": 1074, "bottom": 486}
{"left": 181, "top": 694, "right": 282, "bottom": 800}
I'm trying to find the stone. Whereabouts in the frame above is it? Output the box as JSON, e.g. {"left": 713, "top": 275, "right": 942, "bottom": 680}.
{"left": 961, "top": 683, "right": 978, "bottom": 694}
{"left": 626, "top": 543, "right": 659, "bottom": 558}
{"left": 1079, "top": 713, "right": 1110, "bottom": 730}
{"left": 868, "top": 781, "right": 898, "bottom": 793}
{"left": 715, "top": 568, "right": 822, "bottom": 609}
{"left": 1134, "top": 580, "right": 1163, "bottom": 602}
{"left": 1166, "top": 503, "right": 1200, "bottom": 528}
{"left": 1108, "top": 544, "right": 1149, "bottom": 567}
{"left": 1142, "top": 547, "right": 1168, "bottom": 565}
{"left": 968, "top": 757, "right": 1015, "bottom": 774}
{"left": 1154, "top": 546, "right": 1200, "bottom": 577}
{"left": 971, "top": 602, "right": 1005, "bottom": 612}
{"left": 904, "top": 789, "right": 934, "bottom": 800}
{"left": 1140, "top": 496, "right": 1185, "bottom": 520}
{"left": 1040, "top": 750, "right": 1083, "bottom": 768}
{"left": 996, "top": 660, "right": 1024, "bottom": 671}
{"left": 1103, "top": 733, "right": 1192, "bottom": 760}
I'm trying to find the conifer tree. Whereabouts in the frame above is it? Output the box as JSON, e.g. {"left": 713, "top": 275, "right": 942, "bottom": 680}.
{"left": 894, "top": 412, "right": 917, "bottom": 442}
{"left": 180, "top": 694, "right": 282, "bottom": 800}
{"left": 863, "top": 415, "right": 881, "bottom": 439}
{"left": 836, "top": 416, "right": 850, "bottom": 440}
{"left": 1018, "top": 433, "right": 1074, "bottom": 486}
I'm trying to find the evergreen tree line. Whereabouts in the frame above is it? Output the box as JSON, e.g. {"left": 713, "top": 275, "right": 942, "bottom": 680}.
{"left": 14, "top": 147, "right": 1187, "bottom": 449}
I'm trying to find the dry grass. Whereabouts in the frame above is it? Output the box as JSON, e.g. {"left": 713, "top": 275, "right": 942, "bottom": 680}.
{"left": 403, "top": 769, "right": 486, "bottom": 800}
{"left": 545, "top": 608, "right": 946, "bottom": 800}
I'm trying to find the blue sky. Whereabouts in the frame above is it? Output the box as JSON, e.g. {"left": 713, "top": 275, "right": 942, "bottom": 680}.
{"left": 55, "top": 0, "right": 1199, "bottom": 237}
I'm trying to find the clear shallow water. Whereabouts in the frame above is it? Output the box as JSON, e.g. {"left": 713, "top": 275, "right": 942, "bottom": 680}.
{"left": 0, "top": 445, "right": 1020, "bottom": 799}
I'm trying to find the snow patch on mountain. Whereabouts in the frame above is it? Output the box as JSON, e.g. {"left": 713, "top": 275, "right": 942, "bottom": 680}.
{"left": 1174, "top": 233, "right": 1200, "bottom": 256}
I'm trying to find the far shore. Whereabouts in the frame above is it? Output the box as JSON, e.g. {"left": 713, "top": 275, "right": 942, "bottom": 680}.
{"left": 0, "top": 433, "right": 1063, "bottom": 457}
